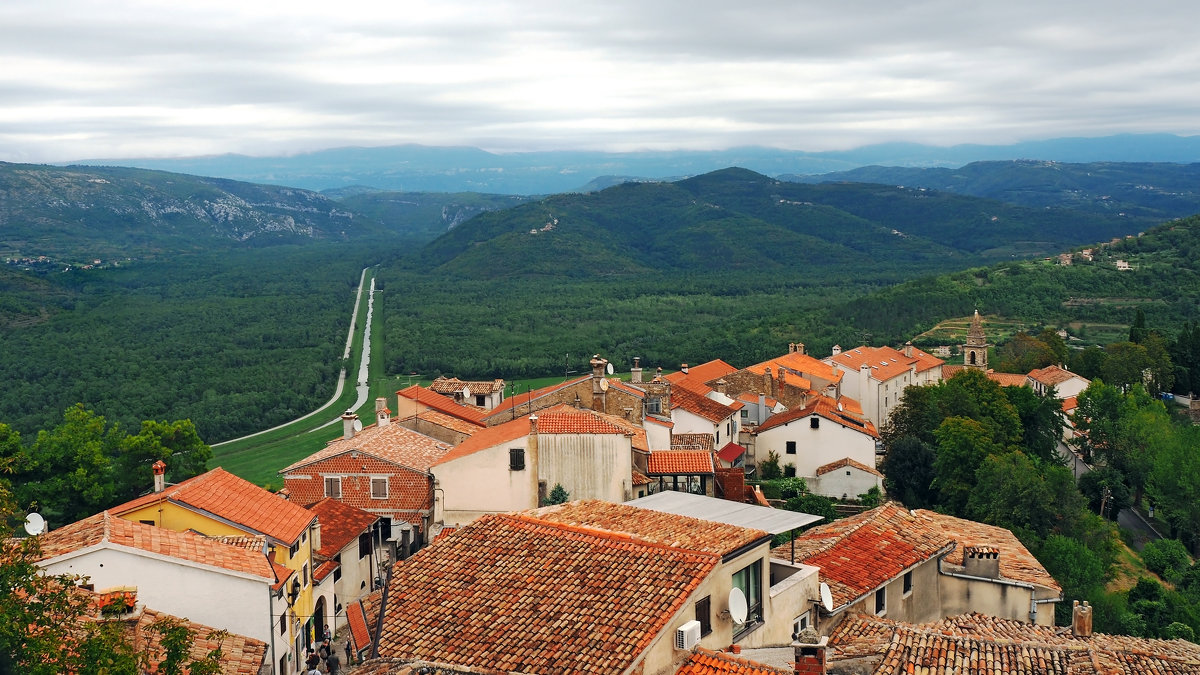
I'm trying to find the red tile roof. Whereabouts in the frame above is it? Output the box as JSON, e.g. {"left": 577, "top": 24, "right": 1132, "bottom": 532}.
{"left": 131, "top": 607, "right": 268, "bottom": 675}
{"left": 676, "top": 647, "right": 793, "bottom": 675}
{"left": 672, "top": 386, "right": 741, "bottom": 424}
{"left": 374, "top": 511, "right": 720, "bottom": 674}
{"left": 396, "top": 385, "right": 489, "bottom": 425}
{"left": 747, "top": 352, "right": 843, "bottom": 385}
{"left": 772, "top": 503, "right": 953, "bottom": 609}
{"left": 943, "top": 366, "right": 1029, "bottom": 387}
{"left": 347, "top": 588, "right": 383, "bottom": 655}
{"left": 672, "top": 433, "right": 716, "bottom": 450}
{"left": 533, "top": 500, "right": 768, "bottom": 557}
{"left": 632, "top": 470, "right": 652, "bottom": 486}
{"left": 435, "top": 405, "right": 646, "bottom": 466}
{"left": 35, "top": 511, "right": 274, "bottom": 580}
{"left": 410, "top": 409, "right": 485, "bottom": 435}
{"left": 913, "top": 510, "right": 1060, "bottom": 592}
{"left": 717, "top": 442, "right": 746, "bottom": 463}
{"left": 428, "top": 376, "right": 505, "bottom": 396}
{"left": 755, "top": 395, "right": 878, "bottom": 438}
{"left": 828, "top": 612, "right": 1200, "bottom": 675}
{"left": 533, "top": 404, "right": 636, "bottom": 435}
{"left": 668, "top": 359, "right": 739, "bottom": 388}
{"left": 431, "top": 414, "right": 530, "bottom": 466}
{"left": 482, "top": 375, "right": 590, "bottom": 419}
{"left": 282, "top": 422, "right": 452, "bottom": 473}
{"left": 830, "top": 345, "right": 943, "bottom": 382}
{"left": 308, "top": 498, "right": 379, "bottom": 558}
{"left": 1027, "top": 365, "right": 1086, "bottom": 388}
{"left": 736, "top": 392, "right": 779, "bottom": 408}
{"left": 815, "top": 457, "right": 882, "bottom": 478}
{"left": 648, "top": 450, "right": 715, "bottom": 475}
{"left": 109, "top": 468, "right": 316, "bottom": 545}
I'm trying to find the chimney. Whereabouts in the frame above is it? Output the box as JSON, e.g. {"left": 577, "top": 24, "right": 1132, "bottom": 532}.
{"left": 758, "top": 394, "right": 767, "bottom": 423}
{"left": 904, "top": 341, "right": 914, "bottom": 358}
{"left": 792, "top": 632, "right": 827, "bottom": 675}
{"left": 963, "top": 546, "right": 1000, "bottom": 579}
{"left": 1072, "top": 600, "right": 1093, "bottom": 637}
{"left": 528, "top": 415, "right": 540, "bottom": 507}
{"left": 590, "top": 354, "right": 608, "bottom": 413}
{"left": 631, "top": 357, "right": 643, "bottom": 383}
{"left": 152, "top": 460, "right": 167, "bottom": 493}
{"left": 715, "top": 378, "right": 727, "bottom": 395}
{"left": 788, "top": 342, "right": 796, "bottom": 354}
{"left": 764, "top": 366, "right": 773, "bottom": 397}
{"left": 681, "top": 363, "right": 689, "bottom": 374}
{"left": 796, "top": 342, "right": 805, "bottom": 356}
{"left": 831, "top": 344, "right": 842, "bottom": 356}
{"left": 312, "top": 521, "right": 322, "bottom": 552}
{"left": 341, "top": 410, "right": 359, "bottom": 440}
{"left": 375, "top": 397, "right": 391, "bottom": 427}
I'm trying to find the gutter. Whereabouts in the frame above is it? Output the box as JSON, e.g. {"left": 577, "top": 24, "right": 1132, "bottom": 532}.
{"left": 935, "top": 546, "right": 1062, "bottom": 623}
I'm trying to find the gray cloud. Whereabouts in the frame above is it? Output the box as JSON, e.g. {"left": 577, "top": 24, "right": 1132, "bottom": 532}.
{"left": 2, "top": 0, "right": 1198, "bottom": 163}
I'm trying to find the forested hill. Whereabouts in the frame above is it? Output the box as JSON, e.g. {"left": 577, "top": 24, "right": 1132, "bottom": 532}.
{"left": 784, "top": 160, "right": 1200, "bottom": 223}
{"left": 422, "top": 167, "right": 1144, "bottom": 280}
{"left": 0, "top": 162, "right": 392, "bottom": 261}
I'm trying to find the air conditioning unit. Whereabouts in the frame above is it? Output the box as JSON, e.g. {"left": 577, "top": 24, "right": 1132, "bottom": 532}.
{"left": 675, "top": 620, "right": 702, "bottom": 650}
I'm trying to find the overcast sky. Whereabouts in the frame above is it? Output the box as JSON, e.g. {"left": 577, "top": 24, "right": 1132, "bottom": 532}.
{"left": 3, "top": 0, "right": 1199, "bottom": 163}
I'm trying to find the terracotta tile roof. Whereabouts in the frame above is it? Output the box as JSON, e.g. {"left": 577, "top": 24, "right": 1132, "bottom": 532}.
{"left": 131, "top": 607, "right": 268, "bottom": 675}
{"left": 110, "top": 468, "right": 316, "bottom": 545}
{"left": 1063, "top": 396, "right": 1078, "bottom": 414}
{"left": 374, "top": 511, "right": 720, "bottom": 674}
{"left": 396, "top": 385, "right": 489, "bottom": 425}
{"left": 314, "top": 558, "right": 339, "bottom": 582}
{"left": 432, "top": 414, "right": 530, "bottom": 466}
{"left": 676, "top": 647, "right": 793, "bottom": 675}
{"left": 1027, "top": 365, "right": 1086, "bottom": 388}
{"left": 913, "top": 510, "right": 1061, "bottom": 592}
{"left": 532, "top": 500, "right": 768, "bottom": 557}
{"left": 347, "top": 588, "right": 384, "bottom": 655}
{"left": 632, "top": 470, "right": 652, "bottom": 486}
{"left": 717, "top": 442, "right": 746, "bottom": 463}
{"left": 672, "top": 386, "right": 741, "bottom": 424}
{"left": 482, "top": 375, "right": 590, "bottom": 419}
{"left": 648, "top": 449, "right": 715, "bottom": 475}
{"left": 944, "top": 366, "right": 1029, "bottom": 387}
{"left": 755, "top": 395, "right": 878, "bottom": 438}
{"left": 410, "top": 409, "right": 486, "bottom": 435}
{"left": 282, "top": 422, "right": 452, "bottom": 473}
{"left": 36, "top": 511, "right": 273, "bottom": 580}
{"left": 308, "top": 498, "right": 379, "bottom": 557}
{"left": 830, "top": 345, "right": 945, "bottom": 383}
{"left": 645, "top": 415, "right": 675, "bottom": 429}
{"left": 673, "top": 433, "right": 716, "bottom": 451}
{"left": 736, "top": 392, "right": 779, "bottom": 408}
{"left": 667, "top": 359, "right": 739, "bottom": 387}
{"left": 606, "top": 377, "right": 648, "bottom": 398}
{"left": 350, "top": 658, "right": 508, "bottom": 675}
{"left": 815, "top": 457, "right": 883, "bottom": 478}
{"left": 270, "top": 560, "right": 293, "bottom": 592}
{"left": 533, "top": 404, "right": 635, "bottom": 435}
{"left": 747, "top": 352, "right": 843, "bottom": 385}
{"left": 201, "top": 534, "right": 267, "bottom": 552}
{"left": 771, "top": 503, "right": 953, "bottom": 609}
{"left": 828, "top": 612, "right": 1200, "bottom": 675}
{"left": 428, "top": 376, "right": 505, "bottom": 396}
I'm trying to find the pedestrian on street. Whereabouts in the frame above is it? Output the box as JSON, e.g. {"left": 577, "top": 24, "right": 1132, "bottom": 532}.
{"left": 326, "top": 650, "right": 342, "bottom": 675}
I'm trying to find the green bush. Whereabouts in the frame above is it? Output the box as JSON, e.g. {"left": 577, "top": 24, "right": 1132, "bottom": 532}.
{"left": 777, "top": 477, "right": 808, "bottom": 500}
{"left": 1143, "top": 539, "right": 1192, "bottom": 580}
{"left": 760, "top": 450, "right": 782, "bottom": 481}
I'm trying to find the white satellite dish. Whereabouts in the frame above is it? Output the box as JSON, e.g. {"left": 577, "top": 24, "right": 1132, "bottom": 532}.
{"left": 728, "top": 587, "right": 748, "bottom": 625}
{"left": 24, "top": 512, "right": 46, "bottom": 536}
{"left": 353, "top": 419, "right": 364, "bottom": 432}
{"left": 837, "top": 402, "right": 843, "bottom": 412}
{"left": 599, "top": 378, "right": 609, "bottom": 392}
{"left": 606, "top": 362, "right": 614, "bottom": 375}
{"left": 819, "top": 582, "right": 834, "bottom": 612}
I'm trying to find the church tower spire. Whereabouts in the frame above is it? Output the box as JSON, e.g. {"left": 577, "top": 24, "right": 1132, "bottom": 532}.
{"left": 963, "top": 309, "right": 989, "bottom": 370}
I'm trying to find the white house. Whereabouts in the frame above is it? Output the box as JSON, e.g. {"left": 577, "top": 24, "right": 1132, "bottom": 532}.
{"left": 1027, "top": 365, "right": 1091, "bottom": 399}
{"left": 825, "top": 343, "right": 944, "bottom": 428}
{"left": 669, "top": 385, "right": 742, "bottom": 449}
{"left": 751, "top": 396, "right": 879, "bottom": 498}
{"left": 34, "top": 511, "right": 283, "bottom": 658}
{"left": 432, "top": 404, "right": 644, "bottom": 527}
{"left": 809, "top": 457, "right": 884, "bottom": 501}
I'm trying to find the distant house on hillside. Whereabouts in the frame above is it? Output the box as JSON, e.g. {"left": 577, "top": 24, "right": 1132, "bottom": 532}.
{"left": 1027, "top": 365, "right": 1091, "bottom": 399}
{"left": 427, "top": 376, "right": 506, "bottom": 409}
{"left": 825, "top": 342, "right": 943, "bottom": 428}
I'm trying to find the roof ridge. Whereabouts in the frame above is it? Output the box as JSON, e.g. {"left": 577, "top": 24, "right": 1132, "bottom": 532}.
{"left": 505, "top": 513, "right": 719, "bottom": 560}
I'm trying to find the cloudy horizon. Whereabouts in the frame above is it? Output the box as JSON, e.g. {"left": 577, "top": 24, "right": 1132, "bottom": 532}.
{"left": 3, "top": 0, "right": 1199, "bottom": 164}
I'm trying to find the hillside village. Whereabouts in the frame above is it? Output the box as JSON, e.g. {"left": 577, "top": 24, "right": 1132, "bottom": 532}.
{"left": 17, "top": 313, "right": 1200, "bottom": 675}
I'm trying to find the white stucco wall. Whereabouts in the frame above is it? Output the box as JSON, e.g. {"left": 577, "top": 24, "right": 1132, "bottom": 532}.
{"left": 810, "top": 466, "right": 883, "bottom": 500}
{"left": 539, "top": 433, "right": 631, "bottom": 503}
{"left": 755, "top": 416, "right": 876, "bottom": 478}
{"left": 645, "top": 420, "right": 673, "bottom": 451}
{"left": 434, "top": 435, "right": 534, "bottom": 527}
{"left": 41, "top": 545, "right": 273, "bottom": 647}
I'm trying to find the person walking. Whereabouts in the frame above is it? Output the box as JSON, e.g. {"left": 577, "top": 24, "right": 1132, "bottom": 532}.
{"left": 325, "top": 649, "right": 342, "bottom": 675}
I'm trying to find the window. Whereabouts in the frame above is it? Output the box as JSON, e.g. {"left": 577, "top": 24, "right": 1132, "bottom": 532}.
{"left": 793, "top": 611, "right": 810, "bottom": 635}
{"left": 475, "top": 394, "right": 486, "bottom": 406}
{"left": 289, "top": 541, "right": 299, "bottom": 558}
{"left": 302, "top": 562, "right": 309, "bottom": 587}
{"left": 903, "top": 571, "right": 913, "bottom": 596}
{"left": 732, "top": 559, "right": 763, "bottom": 637}
{"left": 333, "top": 554, "right": 343, "bottom": 582}
{"left": 370, "top": 477, "right": 388, "bottom": 499}
{"left": 358, "top": 532, "right": 371, "bottom": 560}
{"left": 646, "top": 397, "right": 661, "bottom": 415}
{"left": 509, "top": 448, "right": 525, "bottom": 471}
{"left": 695, "top": 596, "right": 712, "bottom": 636}
{"left": 810, "top": 417, "right": 820, "bottom": 429}
{"left": 786, "top": 441, "right": 797, "bottom": 455}
{"left": 874, "top": 588, "right": 886, "bottom": 615}
{"left": 377, "top": 517, "right": 392, "bottom": 543}
{"left": 139, "top": 519, "right": 155, "bottom": 526}
{"left": 324, "top": 476, "right": 341, "bottom": 498}
{"left": 280, "top": 614, "right": 286, "bottom": 636}
{"left": 740, "top": 409, "right": 748, "bottom": 419}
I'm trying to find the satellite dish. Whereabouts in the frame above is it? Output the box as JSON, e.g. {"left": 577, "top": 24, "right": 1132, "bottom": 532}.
{"left": 24, "top": 512, "right": 46, "bottom": 536}
{"left": 606, "top": 362, "right": 614, "bottom": 375}
{"left": 837, "top": 402, "right": 843, "bottom": 412}
{"left": 599, "top": 378, "right": 609, "bottom": 392}
{"left": 819, "top": 582, "right": 834, "bottom": 612}
{"left": 728, "top": 587, "right": 748, "bottom": 625}
{"left": 353, "top": 419, "right": 364, "bottom": 432}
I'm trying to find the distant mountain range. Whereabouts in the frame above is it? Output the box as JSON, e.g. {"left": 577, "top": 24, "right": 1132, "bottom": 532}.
{"left": 69, "top": 134, "right": 1200, "bottom": 196}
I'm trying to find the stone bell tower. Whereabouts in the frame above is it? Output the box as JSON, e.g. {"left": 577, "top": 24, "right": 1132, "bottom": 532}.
{"left": 963, "top": 309, "right": 989, "bottom": 371}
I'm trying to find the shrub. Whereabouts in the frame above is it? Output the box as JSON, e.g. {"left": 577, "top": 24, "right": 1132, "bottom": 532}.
{"left": 760, "top": 451, "right": 782, "bottom": 480}
{"left": 777, "top": 477, "right": 808, "bottom": 499}
{"left": 1142, "top": 538, "right": 1192, "bottom": 580}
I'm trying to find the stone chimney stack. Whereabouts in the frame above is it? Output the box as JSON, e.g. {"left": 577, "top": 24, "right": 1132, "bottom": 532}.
{"left": 341, "top": 410, "right": 359, "bottom": 440}
{"left": 796, "top": 342, "right": 805, "bottom": 356}
{"left": 963, "top": 546, "right": 1001, "bottom": 579}
{"left": 375, "top": 397, "right": 391, "bottom": 427}
{"left": 152, "top": 460, "right": 167, "bottom": 493}
{"left": 680, "top": 363, "right": 689, "bottom": 374}
{"left": 528, "top": 414, "right": 540, "bottom": 507}
{"left": 904, "top": 341, "right": 914, "bottom": 358}
{"left": 764, "top": 366, "right": 773, "bottom": 397}
{"left": 792, "top": 631, "right": 827, "bottom": 675}
{"left": 631, "top": 357, "right": 643, "bottom": 384}
{"left": 1072, "top": 600, "right": 1093, "bottom": 637}
{"left": 590, "top": 354, "right": 608, "bottom": 413}
{"left": 715, "top": 378, "right": 727, "bottom": 395}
